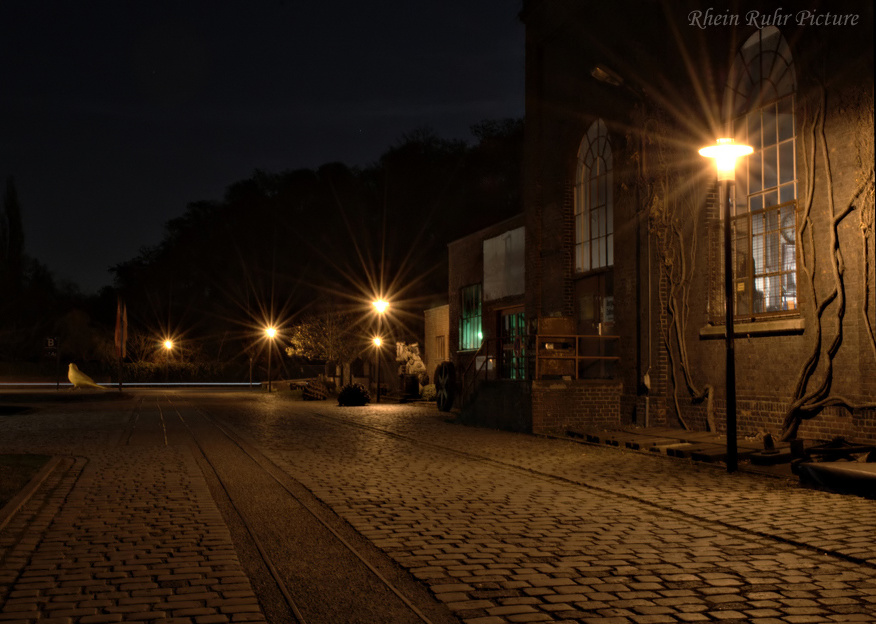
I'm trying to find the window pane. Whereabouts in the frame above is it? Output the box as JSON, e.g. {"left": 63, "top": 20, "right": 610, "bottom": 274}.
{"left": 599, "top": 206, "right": 607, "bottom": 236}
{"left": 762, "top": 104, "right": 777, "bottom": 146}
{"left": 777, "top": 97, "right": 794, "bottom": 141}
{"left": 576, "top": 245, "right": 583, "bottom": 272}
{"left": 606, "top": 200, "right": 613, "bottom": 234}
{"left": 748, "top": 112, "right": 762, "bottom": 150}
{"left": 749, "top": 155, "right": 763, "bottom": 192}
{"left": 780, "top": 205, "right": 795, "bottom": 229}
{"left": 750, "top": 194, "right": 763, "bottom": 213}
{"left": 753, "top": 277, "right": 765, "bottom": 313}
{"left": 607, "top": 233, "right": 614, "bottom": 266}
{"left": 765, "top": 275, "right": 782, "bottom": 311}
{"left": 736, "top": 279, "right": 750, "bottom": 315}
{"left": 765, "top": 209, "right": 779, "bottom": 232}
{"left": 782, "top": 239, "right": 796, "bottom": 271}
{"left": 763, "top": 145, "right": 778, "bottom": 189}
{"left": 779, "top": 141, "right": 794, "bottom": 183}
{"left": 735, "top": 216, "right": 750, "bottom": 278}
{"left": 764, "top": 231, "right": 780, "bottom": 272}
{"left": 752, "top": 213, "right": 764, "bottom": 235}
{"left": 597, "top": 174, "right": 606, "bottom": 207}
{"left": 582, "top": 241, "right": 590, "bottom": 271}
{"left": 752, "top": 233, "right": 764, "bottom": 274}
{"left": 590, "top": 177, "right": 598, "bottom": 209}
{"left": 780, "top": 182, "right": 796, "bottom": 204}
{"left": 764, "top": 189, "right": 778, "bottom": 210}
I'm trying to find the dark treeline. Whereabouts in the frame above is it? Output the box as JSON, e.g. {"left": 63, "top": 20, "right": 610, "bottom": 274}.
{"left": 1, "top": 176, "right": 113, "bottom": 371}
{"left": 1, "top": 120, "right": 522, "bottom": 377}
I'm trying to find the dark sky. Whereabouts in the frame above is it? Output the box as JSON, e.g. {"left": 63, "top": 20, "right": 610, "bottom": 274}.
{"left": 0, "top": 1, "right": 525, "bottom": 294}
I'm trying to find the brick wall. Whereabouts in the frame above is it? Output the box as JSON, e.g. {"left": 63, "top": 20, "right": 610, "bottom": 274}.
{"left": 719, "top": 400, "right": 876, "bottom": 446}
{"left": 423, "top": 304, "right": 449, "bottom": 381}
{"left": 531, "top": 379, "right": 623, "bottom": 435}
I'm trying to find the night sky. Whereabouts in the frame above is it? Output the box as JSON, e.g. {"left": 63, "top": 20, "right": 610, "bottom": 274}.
{"left": 0, "top": 1, "right": 525, "bottom": 294}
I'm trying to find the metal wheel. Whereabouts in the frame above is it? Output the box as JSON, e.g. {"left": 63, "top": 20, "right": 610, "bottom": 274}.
{"left": 434, "top": 361, "right": 456, "bottom": 412}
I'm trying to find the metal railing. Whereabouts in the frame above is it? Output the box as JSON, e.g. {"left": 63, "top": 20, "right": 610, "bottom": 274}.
{"left": 459, "top": 338, "right": 500, "bottom": 406}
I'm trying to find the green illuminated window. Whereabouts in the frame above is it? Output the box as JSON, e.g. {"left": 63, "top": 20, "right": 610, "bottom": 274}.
{"left": 459, "top": 284, "right": 482, "bottom": 350}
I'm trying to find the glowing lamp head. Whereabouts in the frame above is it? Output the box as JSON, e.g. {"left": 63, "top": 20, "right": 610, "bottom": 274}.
{"left": 373, "top": 299, "right": 389, "bottom": 314}
{"left": 265, "top": 327, "right": 277, "bottom": 339}
{"left": 699, "top": 138, "right": 753, "bottom": 181}
{"left": 163, "top": 339, "right": 173, "bottom": 350}
{"left": 373, "top": 336, "right": 382, "bottom": 347}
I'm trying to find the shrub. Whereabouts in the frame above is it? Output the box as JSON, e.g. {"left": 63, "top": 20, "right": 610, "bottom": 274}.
{"left": 337, "top": 382, "right": 370, "bottom": 406}
{"left": 421, "top": 384, "right": 437, "bottom": 401}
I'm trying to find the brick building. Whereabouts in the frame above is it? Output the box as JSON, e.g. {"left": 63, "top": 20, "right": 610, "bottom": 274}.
{"left": 447, "top": 214, "right": 529, "bottom": 428}
{"left": 423, "top": 303, "right": 449, "bottom": 384}
{"left": 450, "top": 1, "right": 875, "bottom": 444}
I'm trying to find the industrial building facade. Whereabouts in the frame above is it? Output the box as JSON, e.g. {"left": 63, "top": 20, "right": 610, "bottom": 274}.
{"left": 448, "top": 1, "right": 875, "bottom": 445}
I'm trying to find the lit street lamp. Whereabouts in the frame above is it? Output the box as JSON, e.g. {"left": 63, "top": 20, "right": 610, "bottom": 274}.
{"left": 372, "top": 300, "right": 389, "bottom": 402}
{"left": 265, "top": 326, "right": 277, "bottom": 393}
{"left": 373, "top": 336, "right": 382, "bottom": 403}
{"left": 699, "top": 137, "right": 753, "bottom": 473}
{"left": 163, "top": 339, "right": 173, "bottom": 382}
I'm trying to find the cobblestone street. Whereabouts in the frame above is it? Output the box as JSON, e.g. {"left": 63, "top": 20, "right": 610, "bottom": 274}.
{"left": 1, "top": 390, "right": 875, "bottom": 623}
{"left": 209, "top": 395, "right": 876, "bottom": 623}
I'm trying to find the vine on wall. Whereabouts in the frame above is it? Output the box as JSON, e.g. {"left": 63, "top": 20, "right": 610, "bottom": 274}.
{"left": 643, "top": 121, "right": 716, "bottom": 432}
{"left": 780, "top": 83, "right": 876, "bottom": 441}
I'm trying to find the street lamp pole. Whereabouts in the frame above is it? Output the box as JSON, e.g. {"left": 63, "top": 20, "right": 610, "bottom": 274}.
{"left": 265, "top": 326, "right": 277, "bottom": 393}
{"left": 163, "top": 339, "right": 173, "bottom": 383}
{"left": 373, "top": 337, "right": 382, "bottom": 403}
{"left": 699, "top": 138, "right": 753, "bottom": 473}
{"left": 372, "top": 300, "right": 389, "bottom": 404}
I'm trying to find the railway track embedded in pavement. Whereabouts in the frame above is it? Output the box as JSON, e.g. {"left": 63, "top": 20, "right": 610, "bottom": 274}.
{"left": 123, "top": 394, "right": 454, "bottom": 624}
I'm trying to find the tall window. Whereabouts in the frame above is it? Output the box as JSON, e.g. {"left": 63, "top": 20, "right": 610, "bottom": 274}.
{"left": 500, "top": 309, "right": 525, "bottom": 380}
{"left": 575, "top": 119, "right": 613, "bottom": 272}
{"left": 725, "top": 27, "right": 797, "bottom": 316}
{"left": 459, "top": 284, "right": 482, "bottom": 350}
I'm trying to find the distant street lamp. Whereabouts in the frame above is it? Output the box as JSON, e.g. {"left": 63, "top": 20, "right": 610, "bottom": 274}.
{"left": 699, "top": 138, "right": 753, "bottom": 473}
{"left": 372, "top": 299, "right": 390, "bottom": 402}
{"left": 373, "top": 336, "right": 382, "bottom": 403}
{"left": 265, "top": 326, "right": 277, "bottom": 393}
{"left": 163, "top": 339, "right": 173, "bottom": 382}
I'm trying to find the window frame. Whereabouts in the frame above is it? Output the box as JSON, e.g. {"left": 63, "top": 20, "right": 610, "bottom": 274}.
{"left": 574, "top": 119, "right": 613, "bottom": 273}
{"left": 723, "top": 27, "right": 798, "bottom": 321}
{"left": 458, "top": 283, "right": 483, "bottom": 351}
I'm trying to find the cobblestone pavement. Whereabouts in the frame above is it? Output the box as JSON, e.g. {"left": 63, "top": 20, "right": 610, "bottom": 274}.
{"left": 213, "top": 397, "right": 876, "bottom": 624}
{"left": 0, "top": 395, "right": 266, "bottom": 624}
{"left": 3, "top": 391, "right": 876, "bottom": 624}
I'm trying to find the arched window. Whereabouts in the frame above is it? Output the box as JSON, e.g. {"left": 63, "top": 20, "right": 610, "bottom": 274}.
{"left": 574, "top": 119, "right": 613, "bottom": 272}
{"left": 725, "top": 26, "right": 797, "bottom": 316}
